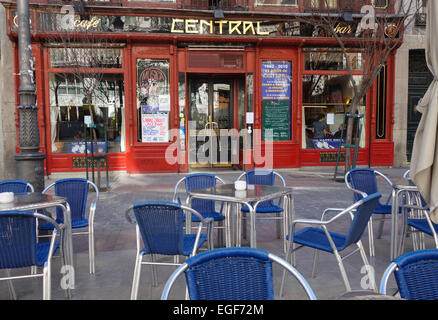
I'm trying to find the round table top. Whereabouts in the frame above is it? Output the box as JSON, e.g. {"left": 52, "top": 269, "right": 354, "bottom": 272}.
{"left": 336, "top": 290, "right": 404, "bottom": 300}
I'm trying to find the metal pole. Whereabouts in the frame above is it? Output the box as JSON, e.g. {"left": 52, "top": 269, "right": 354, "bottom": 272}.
{"left": 14, "top": 0, "right": 46, "bottom": 192}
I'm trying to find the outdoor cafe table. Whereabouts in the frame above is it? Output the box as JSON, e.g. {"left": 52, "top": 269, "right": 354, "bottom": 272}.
{"left": 0, "top": 192, "right": 74, "bottom": 298}
{"left": 188, "top": 184, "right": 294, "bottom": 250}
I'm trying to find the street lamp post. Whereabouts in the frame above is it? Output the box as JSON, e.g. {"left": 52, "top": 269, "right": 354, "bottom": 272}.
{"left": 14, "top": 0, "right": 46, "bottom": 192}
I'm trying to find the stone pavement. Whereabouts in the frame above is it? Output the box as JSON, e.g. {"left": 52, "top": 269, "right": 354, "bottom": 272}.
{"left": 1, "top": 166, "right": 432, "bottom": 300}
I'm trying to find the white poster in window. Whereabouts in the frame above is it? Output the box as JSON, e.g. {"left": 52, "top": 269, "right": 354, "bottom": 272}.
{"left": 158, "top": 94, "right": 171, "bottom": 112}
{"left": 326, "top": 113, "right": 335, "bottom": 125}
{"left": 141, "top": 113, "right": 169, "bottom": 143}
{"left": 246, "top": 112, "right": 254, "bottom": 124}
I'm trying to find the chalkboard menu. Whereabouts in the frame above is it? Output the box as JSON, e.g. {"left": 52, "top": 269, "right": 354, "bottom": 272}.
{"left": 261, "top": 61, "right": 291, "bottom": 141}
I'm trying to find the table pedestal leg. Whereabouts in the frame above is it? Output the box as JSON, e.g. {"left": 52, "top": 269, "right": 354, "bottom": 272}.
{"left": 249, "top": 204, "right": 257, "bottom": 248}
{"left": 59, "top": 203, "right": 73, "bottom": 299}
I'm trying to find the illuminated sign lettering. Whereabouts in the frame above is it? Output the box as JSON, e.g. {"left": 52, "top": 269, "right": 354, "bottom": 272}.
{"left": 333, "top": 23, "right": 354, "bottom": 34}
{"left": 171, "top": 18, "right": 269, "bottom": 36}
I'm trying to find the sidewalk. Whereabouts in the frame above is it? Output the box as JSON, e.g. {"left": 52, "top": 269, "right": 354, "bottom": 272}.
{"left": 1, "top": 166, "right": 425, "bottom": 300}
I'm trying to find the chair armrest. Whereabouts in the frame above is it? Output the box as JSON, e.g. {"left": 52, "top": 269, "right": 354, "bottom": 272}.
{"left": 348, "top": 188, "right": 368, "bottom": 199}
{"left": 402, "top": 204, "right": 430, "bottom": 211}
{"left": 292, "top": 218, "right": 329, "bottom": 227}
{"left": 125, "top": 207, "right": 135, "bottom": 224}
{"left": 321, "top": 208, "right": 353, "bottom": 221}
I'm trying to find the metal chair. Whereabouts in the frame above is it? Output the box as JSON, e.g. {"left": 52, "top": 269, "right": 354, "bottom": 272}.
{"left": 161, "top": 247, "right": 317, "bottom": 300}
{"left": 235, "top": 169, "right": 287, "bottom": 243}
{"left": 126, "top": 201, "right": 213, "bottom": 300}
{"left": 0, "top": 211, "right": 62, "bottom": 300}
{"left": 173, "top": 173, "right": 226, "bottom": 245}
{"left": 280, "top": 192, "right": 382, "bottom": 293}
{"left": 380, "top": 249, "right": 438, "bottom": 300}
{"left": 39, "top": 178, "right": 99, "bottom": 274}
{"left": 0, "top": 180, "right": 34, "bottom": 193}
{"left": 399, "top": 170, "right": 438, "bottom": 253}
{"left": 345, "top": 168, "right": 394, "bottom": 257}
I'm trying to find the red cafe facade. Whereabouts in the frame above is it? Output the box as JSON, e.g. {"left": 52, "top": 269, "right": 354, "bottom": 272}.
{"left": 1, "top": 1, "right": 398, "bottom": 174}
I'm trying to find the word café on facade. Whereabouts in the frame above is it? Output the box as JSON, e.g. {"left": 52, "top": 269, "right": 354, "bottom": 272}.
{"left": 2, "top": 3, "right": 398, "bottom": 174}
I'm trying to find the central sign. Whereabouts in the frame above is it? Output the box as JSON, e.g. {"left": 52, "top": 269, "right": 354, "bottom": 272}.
{"left": 171, "top": 18, "right": 270, "bottom": 35}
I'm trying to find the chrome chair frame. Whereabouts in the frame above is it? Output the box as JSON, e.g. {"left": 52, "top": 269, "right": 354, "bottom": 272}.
{"left": 345, "top": 169, "right": 394, "bottom": 257}
{"left": 0, "top": 212, "right": 62, "bottom": 300}
{"left": 235, "top": 169, "right": 287, "bottom": 241}
{"left": 126, "top": 203, "right": 213, "bottom": 300}
{"left": 42, "top": 179, "right": 99, "bottom": 274}
{"left": 280, "top": 191, "right": 379, "bottom": 294}
{"left": 399, "top": 170, "right": 438, "bottom": 253}
{"left": 161, "top": 247, "right": 317, "bottom": 300}
{"left": 173, "top": 174, "right": 226, "bottom": 244}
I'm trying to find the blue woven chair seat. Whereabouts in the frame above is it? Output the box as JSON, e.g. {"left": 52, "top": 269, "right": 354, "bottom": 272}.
{"left": 37, "top": 242, "right": 60, "bottom": 267}
{"left": 374, "top": 203, "right": 392, "bottom": 214}
{"left": 141, "top": 233, "right": 207, "bottom": 256}
{"left": 241, "top": 203, "right": 283, "bottom": 213}
{"left": 187, "top": 211, "right": 224, "bottom": 222}
{"left": 39, "top": 218, "right": 89, "bottom": 230}
{"left": 408, "top": 219, "right": 438, "bottom": 237}
{"left": 289, "top": 227, "right": 347, "bottom": 253}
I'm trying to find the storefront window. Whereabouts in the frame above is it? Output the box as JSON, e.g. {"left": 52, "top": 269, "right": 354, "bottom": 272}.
{"left": 50, "top": 47, "right": 122, "bottom": 68}
{"left": 304, "top": 49, "right": 364, "bottom": 71}
{"left": 261, "top": 61, "right": 292, "bottom": 141}
{"left": 255, "top": 0, "right": 297, "bottom": 7}
{"left": 302, "top": 74, "right": 366, "bottom": 150}
{"left": 49, "top": 73, "right": 125, "bottom": 154}
{"left": 372, "top": 0, "right": 388, "bottom": 9}
{"left": 136, "top": 59, "right": 171, "bottom": 143}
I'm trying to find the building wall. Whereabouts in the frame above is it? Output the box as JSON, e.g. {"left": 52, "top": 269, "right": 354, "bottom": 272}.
{"left": 0, "top": 6, "right": 17, "bottom": 179}
{"left": 393, "top": 0, "right": 427, "bottom": 167}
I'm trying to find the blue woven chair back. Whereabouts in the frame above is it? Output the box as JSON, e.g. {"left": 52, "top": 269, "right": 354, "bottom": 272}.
{"left": 185, "top": 174, "right": 217, "bottom": 214}
{"left": 133, "top": 201, "right": 185, "bottom": 256}
{"left": 245, "top": 170, "right": 275, "bottom": 186}
{"left": 348, "top": 169, "right": 379, "bottom": 202}
{"left": 344, "top": 192, "right": 382, "bottom": 248}
{"left": 184, "top": 247, "right": 274, "bottom": 300}
{"left": 0, "top": 211, "right": 37, "bottom": 269}
{"left": 393, "top": 249, "right": 438, "bottom": 300}
{"left": 54, "top": 178, "right": 89, "bottom": 224}
{"left": 244, "top": 170, "right": 276, "bottom": 208}
{"left": 0, "top": 180, "right": 31, "bottom": 194}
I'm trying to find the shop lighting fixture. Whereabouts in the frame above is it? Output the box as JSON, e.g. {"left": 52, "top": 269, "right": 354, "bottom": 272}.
{"left": 214, "top": 9, "right": 225, "bottom": 19}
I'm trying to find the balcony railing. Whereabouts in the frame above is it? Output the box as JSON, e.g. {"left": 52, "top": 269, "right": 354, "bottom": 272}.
{"left": 180, "top": 0, "right": 248, "bottom": 11}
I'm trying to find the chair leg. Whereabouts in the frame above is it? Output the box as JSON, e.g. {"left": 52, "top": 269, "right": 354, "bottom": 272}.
{"left": 151, "top": 254, "right": 158, "bottom": 287}
{"left": 31, "top": 266, "right": 37, "bottom": 275}
{"left": 334, "top": 250, "right": 351, "bottom": 292}
{"left": 279, "top": 237, "right": 294, "bottom": 297}
{"left": 357, "top": 241, "right": 376, "bottom": 291}
{"left": 311, "top": 249, "right": 319, "bottom": 278}
{"left": 89, "top": 225, "right": 95, "bottom": 275}
{"left": 367, "top": 218, "right": 375, "bottom": 257}
{"left": 43, "top": 263, "right": 51, "bottom": 300}
{"left": 276, "top": 212, "right": 281, "bottom": 239}
{"left": 6, "top": 269, "right": 16, "bottom": 300}
{"left": 130, "top": 252, "right": 143, "bottom": 300}
{"left": 217, "top": 220, "right": 224, "bottom": 248}
{"left": 242, "top": 212, "right": 247, "bottom": 240}
{"left": 377, "top": 215, "right": 385, "bottom": 239}
{"left": 236, "top": 205, "right": 241, "bottom": 247}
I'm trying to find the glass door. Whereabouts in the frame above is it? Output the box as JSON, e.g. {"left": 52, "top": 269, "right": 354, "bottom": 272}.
{"left": 188, "top": 77, "right": 233, "bottom": 167}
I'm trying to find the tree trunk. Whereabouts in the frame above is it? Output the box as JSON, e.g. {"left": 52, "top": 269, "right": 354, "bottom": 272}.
{"left": 86, "top": 94, "right": 101, "bottom": 188}
{"left": 344, "top": 98, "right": 360, "bottom": 173}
